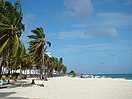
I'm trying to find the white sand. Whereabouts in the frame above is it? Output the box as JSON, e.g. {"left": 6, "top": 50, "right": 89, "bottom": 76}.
{"left": 0, "top": 76, "right": 132, "bottom": 99}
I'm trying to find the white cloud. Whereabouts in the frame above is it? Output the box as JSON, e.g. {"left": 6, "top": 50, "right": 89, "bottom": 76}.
{"left": 97, "top": 12, "right": 132, "bottom": 27}
{"left": 71, "top": 44, "right": 108, "bottom": 49}
{"left": 59, "top": 2, "right": 132, "bottom": 39}
{"left": 57, "top": 30, "right": 91, "bottom": 39}
{"left": 53, "top": 44, "right": 108, "bottom": 53}
{"left": 56, "top": 27, "right": 118, "bottom": 39}
{"left": 52, "top": 41, "right": 132, "bottom": 53}
{"left": 66, "top": 12, "right": 132, "bottom": 39}
{"left": 63, "top": 0, "right": 93, "bottom": 21}
{"left": 73, "top": 12, "right": 132, "bottom": 28}
{"left": 89, "top": 28, "right": 118, "bottom": 38}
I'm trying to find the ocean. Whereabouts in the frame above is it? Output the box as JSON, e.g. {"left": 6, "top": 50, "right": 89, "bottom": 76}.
{"left": 93, "top": 74, "right": 132, "bottom": 80}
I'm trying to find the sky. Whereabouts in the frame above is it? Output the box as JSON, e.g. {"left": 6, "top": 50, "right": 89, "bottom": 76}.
{"left": 9, "top": 0, "right": 132, "bottom": 74}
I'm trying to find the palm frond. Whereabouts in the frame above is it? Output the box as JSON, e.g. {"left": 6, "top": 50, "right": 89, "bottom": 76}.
{"left": 11, "top": 35, "right": 19, "bottom": 57}
{"left": 0, "top": 34, "right": 6, "bottom": 41}
{"left": 0, "top": 38, "right": 9, "bottom": 53}
{"left": 27, "top": 35, "right": 38, "bottom": 39}
{"left": 0, "top": 0, "right": 5, "bottom": 7}
{"left": 31, "top": 27, "right": 45, "bottom": 38}
{"left": 46, "top": 41, "right": 51, "bottom": 47}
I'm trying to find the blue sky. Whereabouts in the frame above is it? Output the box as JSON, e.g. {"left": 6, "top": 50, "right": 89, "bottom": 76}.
{"left": 9, "top": 0, "right": 132, "bottom": 74}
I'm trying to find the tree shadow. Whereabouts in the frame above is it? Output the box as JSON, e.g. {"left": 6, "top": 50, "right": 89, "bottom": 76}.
{"left": 0, "top": 92, "right": 28, "bottom": 98}
{"left": 0, "top": 92, "right": 16, "bottom": 97}
{"left": 0, "top": 97, "right": 28, "bottom": 99}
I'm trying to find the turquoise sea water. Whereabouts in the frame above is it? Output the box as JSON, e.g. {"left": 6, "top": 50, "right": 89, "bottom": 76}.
{"left": 93, "top": 74, "right": 132, "bottom": 80}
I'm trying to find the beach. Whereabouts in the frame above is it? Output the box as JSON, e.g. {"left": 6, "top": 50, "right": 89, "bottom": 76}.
{"left": 0, "top": 76, "right": 132, "bottom": 99}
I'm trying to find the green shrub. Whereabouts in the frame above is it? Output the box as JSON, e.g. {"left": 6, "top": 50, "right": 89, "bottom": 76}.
{"left": 2, "top": 75, "right": 7, "bottom": 81}
{"left": 69, "top": 70, "right": 76, "bottom": 77}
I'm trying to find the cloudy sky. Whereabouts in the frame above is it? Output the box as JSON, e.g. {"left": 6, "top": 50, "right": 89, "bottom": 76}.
{"left": 10, "top": 0, "right": 132, "bottom": 74}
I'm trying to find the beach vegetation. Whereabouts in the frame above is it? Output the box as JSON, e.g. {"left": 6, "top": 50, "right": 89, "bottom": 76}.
{"left": 0, "top": 0, "right": 25, "bottom": 83}
{"left": 27, "top": 27, "right": 51, "bottom": 80}
{"left": 0, "top": 0, "right": 67, "bottom": 84}
{"left": 69, "top": 70, "right": 76, "bottom": 77}
{"left": 1, "top": 74, "right": 7, "bottom": 81}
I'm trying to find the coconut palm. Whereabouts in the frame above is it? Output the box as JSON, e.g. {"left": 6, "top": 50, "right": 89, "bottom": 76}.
{"left": 62, "top": 66, "right": 67, "bottom": 75}
{"left": 28, "top": 27, "right": 51, "bottom": 80}
{"left": 24, "top": 54, "right": 35, "bottom": 75}
{"left": 0, "top": 0, "right": 24, "bottom": 53}
{"left": 0, "top": 0, "right": 25, "bottom": 82}
{"left": 57, "top": 57, "right": 63, "bottom": 74}
{"left": 13, "top": 42, "right": 26, "bottom": 76}
{"left": 48, "top": 57, "right": 57, "bottom": 77}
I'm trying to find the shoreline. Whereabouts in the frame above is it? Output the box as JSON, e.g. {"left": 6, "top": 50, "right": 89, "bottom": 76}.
{"left": 0, "top": 76, "right": 132, "bottom": 99}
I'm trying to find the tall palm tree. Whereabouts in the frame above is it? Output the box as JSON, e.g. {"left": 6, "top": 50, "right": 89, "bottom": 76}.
{"left": 13, "top": 42, "right": 26, "bottom": 76}
{"left": 62, "top": 66, "right": 67, "bottom": 75}
{"left": 28, "top": 27, "right": 51, "bottom": 80}
{"left": 49, "top": 57, "right": 56, "bottom": 77}
{"left": 44, "top": 53, "right": 50, "bottom": 77}
{"left": 24, "top": 54, "right": 34, "bottom": 75}
{"left": 0, "top": 0, "right": 24, "bottom": 53}
{"left": 0, "top": 0, "right": 25, "bottom": 82}
{"left": 58, "top": 57, "right": 63, "bottom": 74}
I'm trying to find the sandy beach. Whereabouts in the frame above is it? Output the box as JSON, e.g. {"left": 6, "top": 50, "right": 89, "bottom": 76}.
{"left": 0, "top": 76, "right": 132, "bottom": 99}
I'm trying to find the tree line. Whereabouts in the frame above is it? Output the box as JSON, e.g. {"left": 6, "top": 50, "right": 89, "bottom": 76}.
{"left": 0, "top": 0, "right": 67, "bottom": 83}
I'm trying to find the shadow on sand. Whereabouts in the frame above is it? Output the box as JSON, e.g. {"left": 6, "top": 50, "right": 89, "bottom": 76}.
{"left": 0, "top": 92, "right": 16, "bottom": 98}
{"left": 0, "top": 92, "right": 28, "bottom": 99}
{"left": 0, "top": 97, "right": 28, "bottom": 99}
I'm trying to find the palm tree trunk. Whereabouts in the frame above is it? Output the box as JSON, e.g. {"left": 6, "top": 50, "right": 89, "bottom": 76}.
{"left": 33, "top": 67, "right": 35, "bottom": 77}
{"left": 34, "top": 67, "right": 36, "bottom": 77}
{"left": 8, "top": 59, "right": 11, "bottom": 83}
{"left": 44, "top": 68, "right": 47, "bottom": 77}
{"left": 7, "top": 48, "right": 11, "bottom": 84}
{"left": 15, "top": 68, "right": 17, "bottom": 73}
{"left": 40, "top": 65, "right": 43, "bottom": 79}
{"left": 0, "top": 66, "right": 2, "bottom": 79}
{"left": 0, "top": 55, "right": 3, "bottom": 79}
{"left": 20, "top": 64, "right": 22, "bottom": 76}
{"left": 8, "top": 62, "right": 11, "bottom": 83}
{"left": 40, "top": 52, "right": 44, "bottom": 80}
{"left": 29, "top": 68, "right": 31, "bottom": 76}
{"left": 26, "top": 68, "right": 27, "bottom": 75}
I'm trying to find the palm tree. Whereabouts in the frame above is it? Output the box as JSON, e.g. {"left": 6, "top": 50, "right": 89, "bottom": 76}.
{"left": 13, "top": 42, "right": 26, "bottom": 76}
{"left": 0, "top": 0, "right": 25, "bottom": 82}
{"left": 58, "top": 57, "right": 63, "bottom": 75}
{"left": 49, "top": 57, "right": 57, "bottom": 77}
{"left": 62, "top": 66, "right": 67, "bottom": 75}
{"left": 44, "top": 53, "right": 50, "bottom": 77}
{"left": 24, "top": 54, "right": 34, "bottom": 76}
{"left": 28, "top": 27, "right": 51, "bottom": 80}
{"left": 0, "top": 0, "right": 24, "bottom": 53}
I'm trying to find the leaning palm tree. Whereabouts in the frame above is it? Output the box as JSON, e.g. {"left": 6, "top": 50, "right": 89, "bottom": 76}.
{"left": 0, "top": 0, "right": 24, "bottom": 53}
{"left": 0, "top": 0, "right": 25, "bottom": 82}
{"left": 28, "top": 27, "right": 51, "bottom": 80}
{"left": 12, "top": 42, "right": 26, "bottom": 76}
